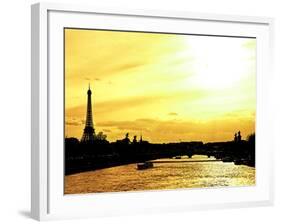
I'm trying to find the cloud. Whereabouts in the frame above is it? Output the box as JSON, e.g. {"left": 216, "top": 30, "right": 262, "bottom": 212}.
{"left": 96, "top": 96, "right": 157, "bottom": 113}
{"left": 223, "top": 110, "right": 255, "bottom": 119}
{"left": 83, "top": 77, "right": 101, "bottom": 82}
{"left": 65, "top": 121, "right": 81, "bottom": 126}
{"left": 96, "top": 117, "right": 255, "bottom": 143}
{"left": 65, "top": 113, "right": 255, "bottom": 143}
{"left": 97, "top": 120, "right": 150, "bottom": 132}
{"left": 111, "top": 61, "right": 145, "bottom": 74}
{"left": 65, "top": 117, "right": 84, "bottom": 126}
{"left": 65, "top": 95, "right": 161, "bottom": 118}
{"left": 135, "top": 118, "right": 157, "bottom": 123}
{"left": 65, "top": 29, "right": 171, "bottom": 81}
{"left": 168, "top": 112, "right": 178, "bottom": 116}
{"left": 94, "top": 90, "right": 206, "bottom": 115}
{"left": 66, "top": 94, "right": 168, "bottom": 117}
{"left": 66, "top": 121, "right": 82, "bottom": 126}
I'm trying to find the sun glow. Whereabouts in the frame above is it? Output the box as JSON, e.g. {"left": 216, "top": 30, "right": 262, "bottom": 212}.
{"left": 179, "top": 36, "right": 255, "bottom": 90}
{"left": 65, "top": 29, "right": 256, "bottom": 143}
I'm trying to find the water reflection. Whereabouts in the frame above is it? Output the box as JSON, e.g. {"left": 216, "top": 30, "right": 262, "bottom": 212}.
{"left": 65, "top": 155, "right": 255, "bottom": 194}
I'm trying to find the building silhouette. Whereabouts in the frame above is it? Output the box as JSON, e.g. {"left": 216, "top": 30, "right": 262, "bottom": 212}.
{"left": 234, "top": 131, "right": 242, "bottom": 142}
{"left": 81, "top": 84, "right": 95, "bottom": 142}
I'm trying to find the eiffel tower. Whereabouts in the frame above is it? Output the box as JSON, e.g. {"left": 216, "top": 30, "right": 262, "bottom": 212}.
{"left": 81, "top": 84, "right": 95, "bottom": 142}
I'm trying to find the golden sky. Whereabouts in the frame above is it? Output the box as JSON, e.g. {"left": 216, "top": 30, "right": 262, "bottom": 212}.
{"left": 65, "top": 28, "right": 256, "bottom": 143}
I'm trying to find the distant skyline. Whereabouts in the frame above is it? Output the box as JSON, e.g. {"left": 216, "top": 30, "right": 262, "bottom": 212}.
{"left": 65, "top": 28, "right": 256, "bottom": 143}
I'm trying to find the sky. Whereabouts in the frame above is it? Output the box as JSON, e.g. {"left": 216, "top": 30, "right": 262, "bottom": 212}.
{"left": 65, "top": 28, "right": 256, "bottom": 143}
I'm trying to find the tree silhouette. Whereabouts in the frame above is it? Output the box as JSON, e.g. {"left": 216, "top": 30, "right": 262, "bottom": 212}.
{"left": 96, "top": 132, "right": 107, "bottom": 141}
{"left": 247, "top": 133, "right": 255, "bottom": 145}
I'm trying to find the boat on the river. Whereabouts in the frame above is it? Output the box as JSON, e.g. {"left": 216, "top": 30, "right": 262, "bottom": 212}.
{"left": 234, "top": 159, "right": 244, "bottom": 165}
{"left": 137, "top": 161, "right": 153, "bottom": 170}
{"left": 222, "top": 157, "right": 233, "bottom": 162}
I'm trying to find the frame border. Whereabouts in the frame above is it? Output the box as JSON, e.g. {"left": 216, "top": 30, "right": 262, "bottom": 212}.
{"left": 31, "top": 2, "right": 274, "bottom": 221}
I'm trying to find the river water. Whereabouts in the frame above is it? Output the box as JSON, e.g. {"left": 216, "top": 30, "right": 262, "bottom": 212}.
{"left": 64, "top": 155, "right": 255, "bottom": 194}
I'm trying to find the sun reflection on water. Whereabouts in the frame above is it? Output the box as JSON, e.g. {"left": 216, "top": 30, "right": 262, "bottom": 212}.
{"left": 65, "top": 155, "right": 255, "bottom": 194}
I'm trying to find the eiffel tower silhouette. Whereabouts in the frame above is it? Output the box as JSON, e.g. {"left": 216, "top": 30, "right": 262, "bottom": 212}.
{"left": 81, "top": 84, "right": 95, "bottom": 142}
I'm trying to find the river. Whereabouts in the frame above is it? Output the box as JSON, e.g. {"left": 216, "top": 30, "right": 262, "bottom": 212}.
{"left": 64, "top": 155, "right": 255, "bottom": 194}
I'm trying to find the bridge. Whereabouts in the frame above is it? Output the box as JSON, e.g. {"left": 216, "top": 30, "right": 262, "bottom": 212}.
{"left": 65, "top": 139, "right": 255, "bottom": 175}
{"left": 150, "top": 158, "right": 222, "bottom": 164}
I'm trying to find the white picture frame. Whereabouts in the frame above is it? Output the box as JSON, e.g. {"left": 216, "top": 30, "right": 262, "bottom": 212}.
{"left": 31, "top": 2, "right": 274, "bottom": 221}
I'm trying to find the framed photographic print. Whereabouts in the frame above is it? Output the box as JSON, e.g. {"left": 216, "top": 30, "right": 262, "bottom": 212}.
{"left": 31, "top": 2, "right": 274, "bottom": 221}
